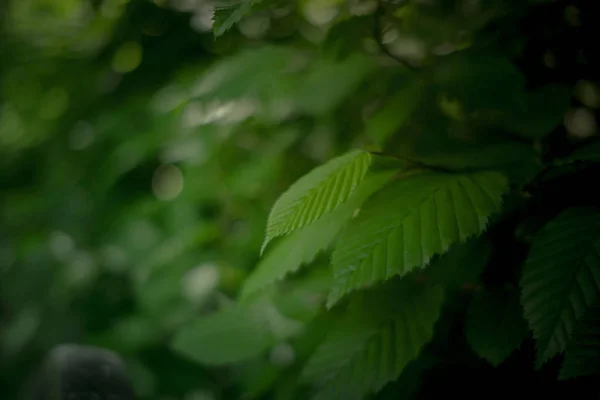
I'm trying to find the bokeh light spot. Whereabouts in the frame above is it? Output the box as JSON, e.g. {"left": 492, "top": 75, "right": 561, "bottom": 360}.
{"left": 152, "top": 164, "right": 184, "bottom": 201}
{"left": 112, "top": 41, "right": 143, "bottom": 73}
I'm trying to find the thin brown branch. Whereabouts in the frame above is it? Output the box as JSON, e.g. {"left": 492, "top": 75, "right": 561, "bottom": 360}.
{"left": 373, "top": 0, "right": 418, "bottom": 72}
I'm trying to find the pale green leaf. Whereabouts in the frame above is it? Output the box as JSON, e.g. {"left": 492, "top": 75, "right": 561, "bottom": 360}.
{"left": 294, "top": 54, "right": 374, "bottom": 115}
{"left": 262, "top": 150, "right": 374, "bottom": 253}
{"left": 559, "top": 300, "right": 600, "bottom": 380}
{"left": 520, "top": 207, "right": 600, "bottom": 367}
{"left": 303, "top": 282, "right": 444, "bottom": 400}
{"left": 465, "top": 287, "right": 528, "bottom": 366}
{"left": 171, "top": 297, "right": 303, "bottom": 365}
{"left": 328, "top": 171, "right": 508, "bottom": 307}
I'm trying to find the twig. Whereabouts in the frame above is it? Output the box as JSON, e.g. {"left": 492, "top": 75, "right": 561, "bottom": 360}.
{"left": 373, "top": 0, "right": 418, "bottom": 72}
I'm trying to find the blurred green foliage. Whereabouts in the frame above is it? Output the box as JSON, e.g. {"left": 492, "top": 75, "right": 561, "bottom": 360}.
{"left": 1, "top": 0, "right": 600, "bottom": 399}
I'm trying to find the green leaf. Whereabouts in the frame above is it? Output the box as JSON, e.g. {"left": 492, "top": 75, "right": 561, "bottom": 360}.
{"left": 507, "top": 85, "right": 572, "bottom": 139}
{"left": 365, "top": 79, "right": 424, "bottom": 147}
{"left": 294, "top": 54, "right": 374, "bottom": 115}
{"left": 424, "top": 237, "right": 492, "bottom": 289}
{"left": 272, "top": 268, "right": 333, "bottom": 322}
{"left": 559, "top": 300, "right": 600, "bottom": 380}
{"left": 171, "top": 296, "right": 303, "bottom": 365}
{"left": 328, "top": 171, "right": 508, "bottom": 307}
{"left": 262, "top": 150, "right": 374, "bottom": 254}
{"left": 520, "top": 207, "right": 600, "bottom": 367}
{"left": 191, "top": 45, "right": 298, "bottom": 102}
{"left": 433, "top": 54, "right": 526, "bottom": 114}
{"left": 302, "top": 282, "right": 445, "bottom": 400}
{"left": 560, "top": 140, "right": 600, "bottom": 164}
{"left": 243, "top": 169, "right": 398, "bottom": 299}
{"left": 465, "top": 287, "right": 529, "bottom": 366}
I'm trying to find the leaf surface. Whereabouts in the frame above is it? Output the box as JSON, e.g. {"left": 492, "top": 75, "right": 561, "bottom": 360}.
{"left": 520, "top": 207, "right": 600, "bottom": 367}
{"left": 262, "top": 150, "right": 374, "bottom": 253}
{"left": 303, "top": 282, "right": 444, "bottom": 400}
{"left": 243, "top": 169, "right": 398, "bottom": 299}
{"left": 328, "top": 171, "right": 508, "bottom": 307}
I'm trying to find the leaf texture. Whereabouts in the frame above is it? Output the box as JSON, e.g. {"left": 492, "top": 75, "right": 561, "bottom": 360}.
{"left": 262, "top": 150, "right": 373, "bottom": 253}
{"left": 302, "top": 283, "right": 444, "bottom": 400}
{"left": 559, "top": 300, "right": 600, "bottom": 380}
{"left": 465, "top": 288, "right": 529, "bottom": 366}
{"left": 171, "top": 297, "right": 303, "bottom": 365}
{"left": 520, "top": 207, "right": 600, "bottom": 367}
{"left": 328, "top": 171, "right": 508, "bottom": 307}
{"left": 242, "top": 169, "right": 398, "bottom": 300}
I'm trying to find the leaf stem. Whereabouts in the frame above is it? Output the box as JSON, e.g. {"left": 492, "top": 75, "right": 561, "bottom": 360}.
{"left": 373, "top": 0, "right": 418, "bottom": 72}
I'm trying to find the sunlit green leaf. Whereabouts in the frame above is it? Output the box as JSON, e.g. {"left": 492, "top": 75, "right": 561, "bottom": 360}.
{"left": 328, "top": 171, "right": 508, "bottom": 307}
{"left": 262, "top": 150, "right": 374, "bottom": 253}
{"left": 243, "top": 169, "right": 398, "bottom": 299}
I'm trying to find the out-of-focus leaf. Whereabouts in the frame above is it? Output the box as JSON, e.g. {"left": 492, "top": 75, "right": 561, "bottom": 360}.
{"left": 365, "top": 78, "right": 424, "bottom": 147}
{"left": 424, "top": 237, "right": 492, "bottom": 289}
{"left": 433, "top": 54, "right": 526, "bottom": 114}
{"left": 465, "top": 287, "right": 529, "bottom": 366}
{"left": 171, "top": 296, "right": 303, "bottom": 365}
{"left": 293, "top": 54, "right": 374, "bottom": 115}
{"left": 560, "top": 140, "right": 600, "bottom": 164}
{"left": 506, "top": 85, "right": 572, "bottom": 139}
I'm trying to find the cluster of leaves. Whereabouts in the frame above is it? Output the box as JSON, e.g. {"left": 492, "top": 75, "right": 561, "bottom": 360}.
{"left": 1, "top": 0, "right": 600, "bottom": 399}
{"left": 169, "top": 0, "right": 600, "bottom": 398}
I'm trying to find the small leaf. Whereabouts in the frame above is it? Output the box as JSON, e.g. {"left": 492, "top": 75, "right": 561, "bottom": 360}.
{"left": 465, "top": 287, "right": 529, "bottom": 366}
{"left": 243, "top": 169, "right": 398, "bottom": 299}
{"left": 262, "top": 150, "right": 374, "bottom": 253}
{"left": 520, "top": 207, "right": 600, "bottom": 367}
{"left": 302, "top": 282, "right": 444, "bottom": 400}
{"left": 559, "top": 300, "right": 600, "bottom": 380}
{"left": 171, "top": 296, "right": 303, "bottom": 365}
{"left": 328, "top": 171, "right": 508, "bottom": 307}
